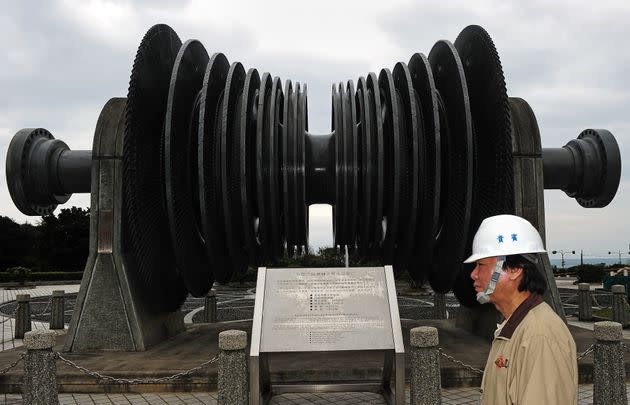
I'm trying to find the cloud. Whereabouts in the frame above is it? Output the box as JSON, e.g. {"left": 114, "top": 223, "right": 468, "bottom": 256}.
{"left": 1, "top": 0, "right": 628, "bottom": 258}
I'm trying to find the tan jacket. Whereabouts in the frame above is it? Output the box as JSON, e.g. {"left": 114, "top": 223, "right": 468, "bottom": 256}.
{"left": 480, "top": 294, "right": 577, "bottom": 405}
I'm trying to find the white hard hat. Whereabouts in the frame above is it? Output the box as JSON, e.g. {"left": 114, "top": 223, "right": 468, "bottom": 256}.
{"left": 463, "top": 214, "right": 546, "bottom": 263}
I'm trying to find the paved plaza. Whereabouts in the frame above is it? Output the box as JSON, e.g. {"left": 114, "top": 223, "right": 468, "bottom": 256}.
{"left": 0, "top": 384, "right": 616, "bottom": 404}
{"left": 0, "top": 282, "right": 626, "bottom": 403}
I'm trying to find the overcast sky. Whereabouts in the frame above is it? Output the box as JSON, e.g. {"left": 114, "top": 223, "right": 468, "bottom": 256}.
{"left": 1, "top": 0, "right": 628, "bottom": 259}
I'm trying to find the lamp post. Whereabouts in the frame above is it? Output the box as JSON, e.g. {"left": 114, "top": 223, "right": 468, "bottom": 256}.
{"left": 608, "top": 250, "right": 630, "bottom": 265}
{"left": 552, "top": 250, "right": 575, "bottom": 272}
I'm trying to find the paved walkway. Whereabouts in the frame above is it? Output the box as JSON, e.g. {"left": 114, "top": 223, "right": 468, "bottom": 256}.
{"left": 0, "top": 384, "right": 615, "bottom": 404}
{"left": 0, "top": 284, "right": 80, "bottom": 351}
{"left": 570, "top": 316, "right": 630, "bottom": 340}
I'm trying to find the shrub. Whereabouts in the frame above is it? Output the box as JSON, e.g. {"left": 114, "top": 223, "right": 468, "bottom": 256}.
{"left": 5, "top": 266, "right": 32, "bottom": 284}
{"left": 0, "top": 271, "right": 82, "bottom": 283}
{"left": 29, "top": 272, "right": 83, "bottom": 282}
{"left": 575, "top": 264, "right": 606, "bottom": 283}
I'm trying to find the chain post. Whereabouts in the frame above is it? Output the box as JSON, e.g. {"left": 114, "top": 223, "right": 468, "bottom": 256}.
{"left": 50, "top": 291, "right": 65, "bottom": 330}
{"left": 204, "top": 290, "right": 217, "bottom": 323}
{"left": 15, "top": 294, "right": 31, "bottom": 339}
{"left": 593, "top": 321, "right": 627, "bottom": 405}
{"left": 23, "top": 330, "right": 58, "bottom": 405}
{"left": 578, "top": 284, "right": 593, "bottom": 321}
{"left": 218, "top": 330, "right": 248, "bottom": 405}
{"left": 410, "top": 326, "right": 441, "bottom": 405}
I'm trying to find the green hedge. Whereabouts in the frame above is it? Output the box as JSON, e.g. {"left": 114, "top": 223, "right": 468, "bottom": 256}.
{"left": 0, "top": 272, "right": 82, "bottom": 283}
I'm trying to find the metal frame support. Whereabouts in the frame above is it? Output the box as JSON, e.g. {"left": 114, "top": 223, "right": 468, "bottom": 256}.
{"left": 249, "top": 266, "right": 405, "bottom": 405}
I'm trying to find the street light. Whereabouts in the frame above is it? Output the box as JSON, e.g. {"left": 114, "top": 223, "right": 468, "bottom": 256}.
{"left": 551, "top": 250, "right": 575, "bottom": 271}
{"left": 608, "top": 249, "right": 630, "bottom": 265}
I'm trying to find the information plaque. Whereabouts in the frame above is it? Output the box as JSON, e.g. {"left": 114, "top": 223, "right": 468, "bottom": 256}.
{"left": 261, "top": 267, "right": 394, "bottom": 352}
{"left": 250, "top": 266, "right": 404, "bottom": 405}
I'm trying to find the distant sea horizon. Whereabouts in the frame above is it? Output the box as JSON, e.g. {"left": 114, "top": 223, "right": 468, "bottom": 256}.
{"left": 549, "top": 257, "right": 630, "bottom": 268}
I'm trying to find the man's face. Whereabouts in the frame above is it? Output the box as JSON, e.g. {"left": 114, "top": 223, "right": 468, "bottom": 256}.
{"left": 470, "top": 256, "right": 500, "bottom": 297}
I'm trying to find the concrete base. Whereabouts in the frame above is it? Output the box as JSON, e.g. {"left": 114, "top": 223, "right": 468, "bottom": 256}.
{"left": 0, "top": 319, "right": 626, "bottom": 393}
{"left": 63, "top": 98, "right": 184, "bottom": 352}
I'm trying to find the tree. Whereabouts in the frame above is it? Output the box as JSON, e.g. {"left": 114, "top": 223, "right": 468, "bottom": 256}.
{"left": 268, "top": 247, "right": 343, "bottom": 268}
{"left": 37, "top": 207, "right": 90, "bottom": 272}
{"left": 269, "top": 246, "right": 383, "bottom": 269}
{"left": 0, "top": 216, "right": 39, "bottom": 271}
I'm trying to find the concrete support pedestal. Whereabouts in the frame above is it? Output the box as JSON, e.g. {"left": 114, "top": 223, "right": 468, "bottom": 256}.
{"left": 64, "top": 98, "right": 184, "bottom": 352}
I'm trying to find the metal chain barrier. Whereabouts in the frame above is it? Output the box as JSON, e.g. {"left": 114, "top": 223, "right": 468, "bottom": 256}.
{"left": 621, "top": 343, "right": 630, "bottom": 354}
{"left": 438, "top": 343, "right": 596, "bottom": 376}
{"left": 591, "top": 294, "right": 606, "bottom": 309}
{"left": 437, "top": 347, "right": 484, "bottom": 375}
{"left": 577, "top": 344, "right": 595, "bottom": 361}
{"left": 0, "top": 353, "right": 23, "bottom": 375}
{"left": 31, "top": 298, "right": 52, "bottom": 316}
{"left": 0, "top": 307, "right": 18, "bottom": 324}
{"left": 0, "top": 296, "right": 51, "bottom": 324}
{"left": 56, "top": 353, "right": 219, "bottom": 384}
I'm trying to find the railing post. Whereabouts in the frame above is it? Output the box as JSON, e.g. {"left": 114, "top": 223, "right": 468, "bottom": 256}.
{"left": 410, "top": 326, "right": 441, "bottom": 405}
{"left": 22, "top": 330, "right": 58, "bottom": 405}
{"left": 578, "top": 283, "right": 593, "bottom": 321}
{"left": 50, "top": 291, "right": 65, "bottom": 330}
{"left": 15, "top": 294, "right": 32, "bottom": 339}
{"left": 218, "top": 329, "right": 248, "bottom": 405}
{"left": 611, "top": 285, "right": 627, "bottom": 327}
{"left": 433, "top": 293, "right": 447, "bottom": 319}
{"left": 204, "top": 290, "right": 217, "bottom": 323}
{"left": 593, "top": 321, "right": 627, "bottom": 405}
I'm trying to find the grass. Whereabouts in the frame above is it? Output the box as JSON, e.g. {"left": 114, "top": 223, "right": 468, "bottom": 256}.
{"left": 592, "top": 308, "right": 630, "bottom": 319}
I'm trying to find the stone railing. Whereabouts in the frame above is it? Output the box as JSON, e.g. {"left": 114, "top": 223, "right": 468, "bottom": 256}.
{"left": 578, "top": 283, "right": 629, "bottom": 326}
{"left": 13, "top": 291, "right": 66, "bottom": 341}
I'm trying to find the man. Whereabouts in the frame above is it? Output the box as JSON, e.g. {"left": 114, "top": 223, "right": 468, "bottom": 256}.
{"left": 465, "top": 214, "right": 577, "bottom": 404}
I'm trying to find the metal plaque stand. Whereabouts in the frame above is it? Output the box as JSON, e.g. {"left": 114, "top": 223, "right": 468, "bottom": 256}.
{"left": 250, "top": 266, "right": 405, "bottom": 405}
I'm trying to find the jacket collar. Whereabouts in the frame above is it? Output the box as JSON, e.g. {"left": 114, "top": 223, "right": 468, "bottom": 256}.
{"left": 498, "top": 293, "right": 544, "bottom": 339}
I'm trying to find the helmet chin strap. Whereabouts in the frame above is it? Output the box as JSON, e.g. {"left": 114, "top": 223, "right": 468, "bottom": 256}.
{"left": 476, "top": 256, "right": 506, "bottom": 304}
